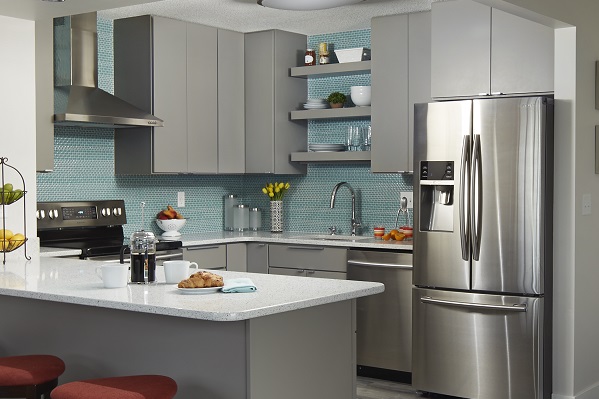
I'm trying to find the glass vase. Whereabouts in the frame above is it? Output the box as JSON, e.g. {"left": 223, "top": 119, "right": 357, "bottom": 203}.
{"left": 270, "top": 200, "right": 283, "bottom": 233}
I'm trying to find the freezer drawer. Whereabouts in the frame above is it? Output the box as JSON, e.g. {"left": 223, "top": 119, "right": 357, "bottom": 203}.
{"left": 412, "top": 287, "right": 549, "bottom": 399}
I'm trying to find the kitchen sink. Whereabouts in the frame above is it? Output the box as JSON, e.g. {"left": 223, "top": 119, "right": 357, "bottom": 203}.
{"left": 295, "top": 234, "right": 372, "bottom": 242}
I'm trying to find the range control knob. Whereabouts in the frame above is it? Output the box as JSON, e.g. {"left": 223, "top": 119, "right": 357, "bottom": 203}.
{"left": 36, "top": 210, "right": 46, "bottom": 220}
{"left": 48, "top": 209, "right": 59, "bottom": 219}
{"left": 101, "top": 208, "right": 112, "bottom": 217}
{"left": 113, "top": 207, "right": 122, "bottom": 216}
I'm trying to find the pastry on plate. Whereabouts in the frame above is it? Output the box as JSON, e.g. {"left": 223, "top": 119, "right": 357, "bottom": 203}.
{"left": 177, "top": 271, "right": 224, "bottom": 288}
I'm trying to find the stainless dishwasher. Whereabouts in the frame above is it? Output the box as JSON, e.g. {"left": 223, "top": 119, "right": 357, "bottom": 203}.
{"left": 347, "top": 249, "right": 413, "bottom": 381}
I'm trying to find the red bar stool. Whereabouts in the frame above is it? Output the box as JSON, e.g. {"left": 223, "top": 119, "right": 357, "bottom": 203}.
{"left": 50, "top": 375, "right": 177, "bottom": 399}
{"left": 0, "top": 354, "right": 66, "bottom": 399}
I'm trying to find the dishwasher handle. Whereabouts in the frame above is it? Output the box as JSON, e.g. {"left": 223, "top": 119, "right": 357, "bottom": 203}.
{"left": 347, "top": 259, "right": 412, "bottom": 270}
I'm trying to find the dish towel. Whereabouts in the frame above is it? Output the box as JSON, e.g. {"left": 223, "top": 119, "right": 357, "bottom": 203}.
{"left": 222, "top": 278, "right": 257, "bottom": 293}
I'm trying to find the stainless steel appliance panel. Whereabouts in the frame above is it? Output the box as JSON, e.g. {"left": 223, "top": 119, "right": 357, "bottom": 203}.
{"left": 471, "top": 97, "right": 550, "bottom": 295}
{"left": 412, "top": 287, "right": 546, "bottom": 399}
{"left": 347, "top": 250, "right": 412, "bottom": 372}
{"left": 413, "top": 100, "right": 472, "bottom": 290}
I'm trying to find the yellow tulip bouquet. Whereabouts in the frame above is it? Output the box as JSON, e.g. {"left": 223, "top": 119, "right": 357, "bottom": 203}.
{"left": 261, "top": 182, "right": 290, "bottom": 201}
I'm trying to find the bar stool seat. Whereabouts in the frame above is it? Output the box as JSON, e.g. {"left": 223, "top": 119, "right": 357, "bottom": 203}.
{"left": 50, "top": 375, "right": 177, "bottom": 399}
{"left": 0, "top": 354, "right": 66, "bottom": 399}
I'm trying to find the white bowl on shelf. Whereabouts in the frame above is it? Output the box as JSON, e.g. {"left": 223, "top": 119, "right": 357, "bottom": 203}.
{"left": 350, "top": 86, "right": 371, "bottom": 107}
{"left": 155, "top": 218, "right": 186, "bottom": 237}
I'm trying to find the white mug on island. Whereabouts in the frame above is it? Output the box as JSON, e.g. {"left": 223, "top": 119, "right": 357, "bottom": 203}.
{"left": 163, "top": 260, "right": 199, "bottom": 284}
{"left": 96, "top": 263, "right": 128, "bottom": 288}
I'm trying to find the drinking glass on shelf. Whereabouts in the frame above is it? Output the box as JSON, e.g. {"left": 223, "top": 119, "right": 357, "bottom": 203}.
{"left": 346, "top": 126, "right": 363, "bottom": 151}
{"left": 362, "top": 125, "right": 372, "bottom": 151}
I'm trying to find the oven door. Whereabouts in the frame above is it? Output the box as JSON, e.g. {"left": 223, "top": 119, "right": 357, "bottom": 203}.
{"left": 88, "top": 248, "right": 184, "bottom": 264}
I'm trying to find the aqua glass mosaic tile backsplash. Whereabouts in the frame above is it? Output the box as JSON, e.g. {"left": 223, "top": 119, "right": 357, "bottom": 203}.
{"left": 37, "top": 19, "right": 413, "bottom": 237}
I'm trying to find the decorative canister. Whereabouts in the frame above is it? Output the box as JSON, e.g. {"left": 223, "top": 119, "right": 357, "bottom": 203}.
{"left": 304, "top": 49, "right": 316, "bottom": 66}
{"left": 233, "top": 204, "right": 250, "bottom": 231}
{"left": 270, "top": 200, "right": 283, "bottom": 233}
{"left": 223, "top": 194, "right": 239, "bottom": 231}
{"left": 249, "top": 207, "right": 262, "bottom": 231}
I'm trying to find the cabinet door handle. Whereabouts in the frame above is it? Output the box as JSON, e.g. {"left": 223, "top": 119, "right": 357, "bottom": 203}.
{"left": 306, "top": 270, "right": 315, "bottom": 274}
{"left": 287, "top": 246, "right": 325, "bottom": 250}
{"left": 297, "top": 269, "right": 305, "bottom": 273}
{"left": 347, "top": 260, "right": 412, "bottom": 270}
{"left": 185, "top": 245, "right": 221, "bottom": 250}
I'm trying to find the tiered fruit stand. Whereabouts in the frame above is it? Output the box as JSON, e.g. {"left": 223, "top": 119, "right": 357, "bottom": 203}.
{"left": 0, "top": 157, "right": 29, "bottom": 264}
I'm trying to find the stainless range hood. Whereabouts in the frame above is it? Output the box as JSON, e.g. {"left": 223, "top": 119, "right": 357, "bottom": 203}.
{"left": 53, "top": 12, "right": 163, "bottom": 128}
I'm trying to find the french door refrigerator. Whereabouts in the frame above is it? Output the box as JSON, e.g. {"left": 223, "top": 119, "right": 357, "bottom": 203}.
{"left": 412, "top": 97, "right": 553, "bottom": 399}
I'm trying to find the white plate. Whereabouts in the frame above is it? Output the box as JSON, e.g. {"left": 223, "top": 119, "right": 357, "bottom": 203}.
{"left": 177, "top": 286, "right": 222, "bottom": 295}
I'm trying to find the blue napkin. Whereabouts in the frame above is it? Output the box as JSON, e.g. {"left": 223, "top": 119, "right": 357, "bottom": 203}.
{"left": 222, "top": 278, "right": 257, "bottom": 293}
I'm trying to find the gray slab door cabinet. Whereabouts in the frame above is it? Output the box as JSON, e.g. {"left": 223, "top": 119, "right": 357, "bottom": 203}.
{"left": 245, "top": 30, "right": 307, "bottom": 175}
{"left": 431, "top": 0, "right": 553, "bottom": 98}
{"left": 114, "top": 16, "right": 244, "bottom": 174}
{"left": 371, "top": 11, "right": 431, "bottom": 173}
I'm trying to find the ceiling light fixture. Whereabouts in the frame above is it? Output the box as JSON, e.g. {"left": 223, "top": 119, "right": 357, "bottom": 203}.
{"left": 258, "top": 0, "right": 364, "bottom": 11}
{"left": 42, "top": 0, "right": 66, "bottom": 2}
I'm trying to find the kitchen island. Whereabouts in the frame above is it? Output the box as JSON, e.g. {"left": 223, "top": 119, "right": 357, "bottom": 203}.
{"left": 0, "top": 256, "right": 383, "bottom": 398}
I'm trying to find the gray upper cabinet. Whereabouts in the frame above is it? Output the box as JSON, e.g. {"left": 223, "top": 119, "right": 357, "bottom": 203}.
{"left": 245, "top": 30, "right": 307, "bottom": 174}
{"left": 371, "top": 11, "right": 431, "bottom": 173}
{"left": 114, "top": 16, "right": 244, "bottom": 174}
{"left": 218, "top": 29, "right": 245, "bottom": 173}
{"left": 36, "top": 19, "right": 54, "bottom": 173}
{"left": 431, "top": 0, "right": 553, "bottom": 99}
{"left": 490, "top": 8, "right": 554, "bottom": 95}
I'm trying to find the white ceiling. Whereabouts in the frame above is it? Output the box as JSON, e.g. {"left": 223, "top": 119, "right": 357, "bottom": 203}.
{"left": 98, "top": 0, "right": 432, "bottom": 35}
{"left": 0, "top": 0, "right": 433, "bottom": 36}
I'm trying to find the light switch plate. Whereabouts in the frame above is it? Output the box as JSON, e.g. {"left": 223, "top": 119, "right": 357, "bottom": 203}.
{"left": 177, "top": 192, "right": 185, "bottom": 208}
{"left": 400, "top": 191, "right": 413, "bottom": 209}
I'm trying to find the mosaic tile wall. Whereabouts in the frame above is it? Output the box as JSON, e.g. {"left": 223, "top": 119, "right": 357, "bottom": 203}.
{"left": 37, "top": 19, "right": 413, "bottom": 237}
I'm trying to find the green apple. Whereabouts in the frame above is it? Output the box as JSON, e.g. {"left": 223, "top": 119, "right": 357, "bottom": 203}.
{"left": 3, "top": 183, "right": 13, "bottom": 192}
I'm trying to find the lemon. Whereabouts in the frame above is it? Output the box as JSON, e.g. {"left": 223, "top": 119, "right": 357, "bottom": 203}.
{"left": 10, "top": 233, "right": 25, "bottom": 242}
{"left": 0, "top": 229, "right": 13, "bottom": 240}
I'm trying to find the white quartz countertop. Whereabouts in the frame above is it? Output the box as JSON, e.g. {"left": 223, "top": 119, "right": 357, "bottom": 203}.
{"left": 173, "top": 231, "right": 413, "bottom": 250}
{"left": 0, "top": 257, "right": 384, "bottom": 322}
{"left": 40, "top": 231, "right": 412, "bottom": 258}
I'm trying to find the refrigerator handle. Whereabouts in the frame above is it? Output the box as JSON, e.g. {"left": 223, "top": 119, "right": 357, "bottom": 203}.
{"left": 460, "top": 135, "right": 471, "bottom": 261}
{"left": 471, "top": 134, "right": 483, "bottom": 261}
{"left": 420, "top": 296, "right": 527, "bottom": 312}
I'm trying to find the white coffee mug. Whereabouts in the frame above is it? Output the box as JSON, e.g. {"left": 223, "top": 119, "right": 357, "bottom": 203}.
{"left": 163, "top": 260, "right": 199, "bottom": 284}
{"left": 96, "top": 263, "right": 128, "bottom": 288}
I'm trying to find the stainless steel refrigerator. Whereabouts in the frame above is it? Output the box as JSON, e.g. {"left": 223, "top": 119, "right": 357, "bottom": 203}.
{"left": 412, "top": 97, "right": 553, "bottom": 399}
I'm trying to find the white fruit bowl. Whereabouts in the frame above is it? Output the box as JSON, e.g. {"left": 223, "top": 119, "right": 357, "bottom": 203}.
{"left": 155, "top": 218, "right": 186, "bottom": 237}
{"left": 350, "top": 85, "right": 371, "bottom": 107}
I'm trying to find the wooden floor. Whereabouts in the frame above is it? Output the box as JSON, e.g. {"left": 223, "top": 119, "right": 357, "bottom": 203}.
{"left": 357, "top": 377, "right": 423, "bottom": 399}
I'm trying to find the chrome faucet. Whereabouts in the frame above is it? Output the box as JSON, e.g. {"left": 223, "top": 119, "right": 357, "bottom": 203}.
{"left": 330, "top": 182, "right": 361, "bottom": 236}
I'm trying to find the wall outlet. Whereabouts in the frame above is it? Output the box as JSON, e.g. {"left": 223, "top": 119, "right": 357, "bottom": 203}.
{"left": 177, "top": 192, "right": 185, "bottom": 208}
{"left": 582, "top": 193, "right": 591, "bottom": 215}
{"left": 400, "top": 191, "right": 413, "bottom": 209}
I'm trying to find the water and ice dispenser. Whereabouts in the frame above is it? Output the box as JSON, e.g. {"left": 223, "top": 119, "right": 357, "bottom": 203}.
{"left": 418, "top": 161, "right": 455, "bottom": 232}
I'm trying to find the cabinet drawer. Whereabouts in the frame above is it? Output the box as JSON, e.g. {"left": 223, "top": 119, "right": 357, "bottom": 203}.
{"left": 269, "top": 266, "right": 306, "bottom": 277}
{"left": 183, "top": 244, "right": 227, "bottom": 270}
{"left": 268, "top": 244, "right": 347, "bottom": 272}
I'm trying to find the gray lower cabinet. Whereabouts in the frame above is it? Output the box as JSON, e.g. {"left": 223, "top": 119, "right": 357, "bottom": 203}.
{"left": 431, "top": 0, "right": 553, "bottom": 98}
{"left": 371, "top": 11, "right": 431, "bottom": 173}
{"left": 247, "top": 243, "right": 269, "bottom": 274}
{"left": 114, "top": 16, "right": 244, "bottom": 174}
{"left": 268, "top": 244, "right": 347, "bottom": 278}
{"left": 245, "top": 30, "right": 307, "bottom": 174}
{"left": 183, "top": 244, "right": 227, "bottom": 270}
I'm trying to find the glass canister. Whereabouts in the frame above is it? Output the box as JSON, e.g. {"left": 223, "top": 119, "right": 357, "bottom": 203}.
{"left": 233, "top": 204, "right": 250, "bottom": 231}
{"left": 223, "top": 194, "right": 239, "bottom": 231}
{"left": 249, "top": 207, "right": 262, "bottom": 231}
{"left": 129, "top": 230, "right": 157, "bottom": 284}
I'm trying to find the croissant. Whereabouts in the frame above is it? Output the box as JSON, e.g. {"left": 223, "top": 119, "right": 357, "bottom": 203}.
{"left": 178, "top": 271, "right": 224, "bottom": 288}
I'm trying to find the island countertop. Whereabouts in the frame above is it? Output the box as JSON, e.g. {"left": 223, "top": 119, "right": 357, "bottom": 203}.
{"left": 0, "top": 256, "right": 384, "bottom": 322}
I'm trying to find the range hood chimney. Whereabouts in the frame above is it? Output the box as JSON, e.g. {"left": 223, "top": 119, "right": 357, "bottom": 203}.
{"left": 53, "top": 12, "right": 163, "bottom": 128}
